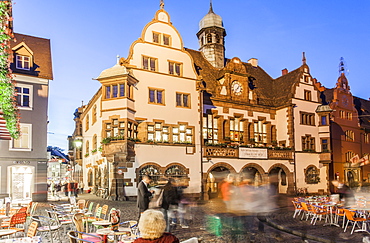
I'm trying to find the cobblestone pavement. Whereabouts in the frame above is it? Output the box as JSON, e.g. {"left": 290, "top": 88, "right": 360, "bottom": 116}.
{"left": 38, "top": 193, "right": 369, "bottom": 242}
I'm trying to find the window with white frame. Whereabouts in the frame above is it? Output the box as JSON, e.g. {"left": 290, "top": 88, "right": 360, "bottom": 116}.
{"left": 254, "top": 120, "right": 267, "bottom": 143}
{"left": 10, "top": 123, "right": 32, "bottom": 150}
{"left": 16, "top": 55, "right": 30, "bottom": 70}
{"left": 15, "top": 84, "right": 32, "bottom": 108}
{"left": 203, "top": 114, "right": 218, "bottom": 144}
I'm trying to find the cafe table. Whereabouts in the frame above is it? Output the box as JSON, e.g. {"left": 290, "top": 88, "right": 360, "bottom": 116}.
{"left": 0, "top": 229, "right": 17, "bottom": 238}
{"left": 321, "top": 203, "right": 340, "bottom": 227}
{"left": 0, "top": 236, "right": 41, "bottom": 242}
{"left": 96, "top": 227, "right": 135, "bottom": 243}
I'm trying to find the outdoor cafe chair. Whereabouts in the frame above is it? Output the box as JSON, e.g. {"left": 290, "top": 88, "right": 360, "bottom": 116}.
{"left": 100, "top": 205, "right": 109, "bottom": 220}
{"left": 68, "top": 230, "right": 103, "bottom": 243}
{"left": 292, "top": 201, "right": 303, "bottom": 218}
{"left": 73, "top": 214, "right": 102, "bottom": 243}
{"left": 26, "top": 221, "right": 38, "bottom": 237}
{"left": 47, "top": 209, "right": 73, "bottom": 235}
{"left": 300, "top": 202, "right": 314, "bottom": 221}
{"left": 0, "top": 211, "right": 27, "bottom": 236}
{"left": 32, "top": 215, "right": 62, "bottom": 243}
{"left": 310, "top": 205, "right": 329, "bottom": 225}
{"left": 119, "top": 220, "right": 138, "bottom": 236}
{"left": 77, "top": 200, "right": 86, "bottom": 210}
{"left": 335, "top": 207, "right": 346, "bottom": 228}
{"left": 344, "top": 209, "right": 366, "bottom": 234}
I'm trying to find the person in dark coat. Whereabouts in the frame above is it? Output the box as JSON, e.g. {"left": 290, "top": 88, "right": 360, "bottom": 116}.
{"left": 161, "top": 179, "right": 179, "bottom": 232}
{"left": 137, "top": 175, "right": 154, "bottom": 220}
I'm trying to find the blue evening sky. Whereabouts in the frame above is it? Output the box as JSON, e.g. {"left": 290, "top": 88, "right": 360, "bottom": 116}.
{"left": 12, "top": 0, "right": 370, "bottom": 151}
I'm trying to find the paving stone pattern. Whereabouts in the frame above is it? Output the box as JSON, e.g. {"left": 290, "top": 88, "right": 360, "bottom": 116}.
{"left": 37, "top": 193, "right": 368, "bottom": 243}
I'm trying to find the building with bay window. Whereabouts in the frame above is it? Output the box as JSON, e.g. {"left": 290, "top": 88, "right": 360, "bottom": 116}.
{"left": 72, "top": 3, "right": 331, "bottom": 200}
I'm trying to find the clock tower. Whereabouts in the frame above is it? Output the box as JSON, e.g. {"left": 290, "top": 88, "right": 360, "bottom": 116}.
{"left": 197, "top": 1, "right": 226, "bottom": 69}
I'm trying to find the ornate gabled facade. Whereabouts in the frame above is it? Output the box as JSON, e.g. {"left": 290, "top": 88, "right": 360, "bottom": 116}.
{"left": 318, "top": 62, "right": 370, "bottom": 186}
{"left": 73, "top": 3, "right": 331, "bottom": 200}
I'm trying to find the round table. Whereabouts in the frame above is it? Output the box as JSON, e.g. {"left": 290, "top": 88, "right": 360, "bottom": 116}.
{"left": 0, "top": 229, "right": 17, "bottom": 237}
{"left": 92, "top": 220, "right": 112, "bottom": 227}
{"left": 96, "top": 228, "right": 133, "bottom": 243}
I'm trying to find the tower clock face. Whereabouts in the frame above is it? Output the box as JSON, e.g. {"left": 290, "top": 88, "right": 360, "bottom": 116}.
{"left": 231, "top": 81, "right": 243, "bottom": 95}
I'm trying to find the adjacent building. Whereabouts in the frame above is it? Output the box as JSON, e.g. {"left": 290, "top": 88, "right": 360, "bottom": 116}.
{"left": 71, "top": 3, "right": 332, "bottom": 200}
{"left": 0, "top": 33, "right": 53, "bottom": 201}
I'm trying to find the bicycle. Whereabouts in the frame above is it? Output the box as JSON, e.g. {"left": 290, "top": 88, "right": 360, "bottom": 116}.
{"left": 295, "top": 187, "right": 308, "bottom": 196}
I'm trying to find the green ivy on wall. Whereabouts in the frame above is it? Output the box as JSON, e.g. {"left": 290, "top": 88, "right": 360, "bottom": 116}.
{"left": 0, "top": 1, "right": 19, "bottom": 139}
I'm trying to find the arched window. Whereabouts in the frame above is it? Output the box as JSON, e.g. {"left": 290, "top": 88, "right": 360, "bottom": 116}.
{"left": 165, "top": 165, "right": 188, "bottom": 187}
{"left": 92, "top": 134, "right": 97, "bottom": 151}
{"left": 85, "top": 140, "right": 89, "bottom": 155}
{"left": 92, "top": 105, "right": 97, "bottom": 124}
{"left": 85, "top": 115, "right": 89, "bottom": 131}
{"left": 87, "top": 170, "right": 93, "bottom": 187}
{"left": 207, "top": 34, "right": 212, "bottom": 43}
{"left": 215, "top": 34, "right": 220, "bottom": 43}
{"left": 139, "top": 165, "right": 162, "bottom": 185}
{"left": 305, "top": 166, "right": 320, "bottom": 184}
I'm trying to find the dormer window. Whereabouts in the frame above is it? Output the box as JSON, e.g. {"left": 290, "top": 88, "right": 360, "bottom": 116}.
{"left": 16, "top": 55, "right": 30, "bottom": 70}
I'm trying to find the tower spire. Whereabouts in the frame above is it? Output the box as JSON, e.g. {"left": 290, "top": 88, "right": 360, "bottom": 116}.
{"left": 209, "top": 0, "right": 214, "bottom": 13}
{"left": 302, "top": 52, "right": 306, "bottom": 64}
{"left": 160, "top": 0, "right": 164, "bottom": 9}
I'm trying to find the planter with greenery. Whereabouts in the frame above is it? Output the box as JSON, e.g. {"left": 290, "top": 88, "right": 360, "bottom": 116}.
{"left": 0, "top": 1, "right": 19, "bottom": 138}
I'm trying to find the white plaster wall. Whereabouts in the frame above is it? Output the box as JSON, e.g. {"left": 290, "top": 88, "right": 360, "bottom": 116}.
{"left": 295, "top": 153, "right": 328, "bottom": 193}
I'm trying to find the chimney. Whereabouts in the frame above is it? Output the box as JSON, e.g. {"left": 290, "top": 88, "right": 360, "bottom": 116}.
{"left": 282, "top": 68, "right": 288, "bottom": 75}
{"left": 248, "top": 58, "right": 258, "bottom": 67}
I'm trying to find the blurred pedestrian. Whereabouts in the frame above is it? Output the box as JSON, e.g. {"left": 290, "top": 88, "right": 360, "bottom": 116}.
{"left": 137, "top": 175, "right": 154, "bottom": 220}
{"left": 220, "top": 174, "right": 234, "bottom": 212}
{"left": 161, "top": 178, "right": 179, "bottom": 232}
{"left": 133, "top": 209, "right": 179, "bottom": 243}
{"left": 331, "top": 180, "right": 355, "bottom": 206}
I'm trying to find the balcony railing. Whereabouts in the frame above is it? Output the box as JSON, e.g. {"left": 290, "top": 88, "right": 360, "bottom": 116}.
{"left": 204, "top": 146, "right": 293, "bottom": 160}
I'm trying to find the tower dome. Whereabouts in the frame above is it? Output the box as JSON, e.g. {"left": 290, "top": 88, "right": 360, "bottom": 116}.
{"left": 199, "top": 2, "right": 223, "bottom": 29}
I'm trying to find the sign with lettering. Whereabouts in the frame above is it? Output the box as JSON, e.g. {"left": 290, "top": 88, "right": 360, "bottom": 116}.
{"left": 239, "top": 148, "right": 268, "bottom": 159}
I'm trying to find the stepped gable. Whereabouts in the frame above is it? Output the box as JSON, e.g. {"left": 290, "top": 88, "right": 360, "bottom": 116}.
{"left": 354, "top": 97, "right": 370, "bottom": 131}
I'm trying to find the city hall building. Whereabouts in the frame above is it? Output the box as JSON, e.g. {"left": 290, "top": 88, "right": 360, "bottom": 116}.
{"left": 71, "top": 3, "right": 331, "bottom": 200}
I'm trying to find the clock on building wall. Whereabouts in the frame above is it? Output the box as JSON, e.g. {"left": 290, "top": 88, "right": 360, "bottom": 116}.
{"left": 231, "top": 81, "right": 243, "bottom": 95}
{"left": 343, "top": 97, "right": 349, "bottom": 107}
